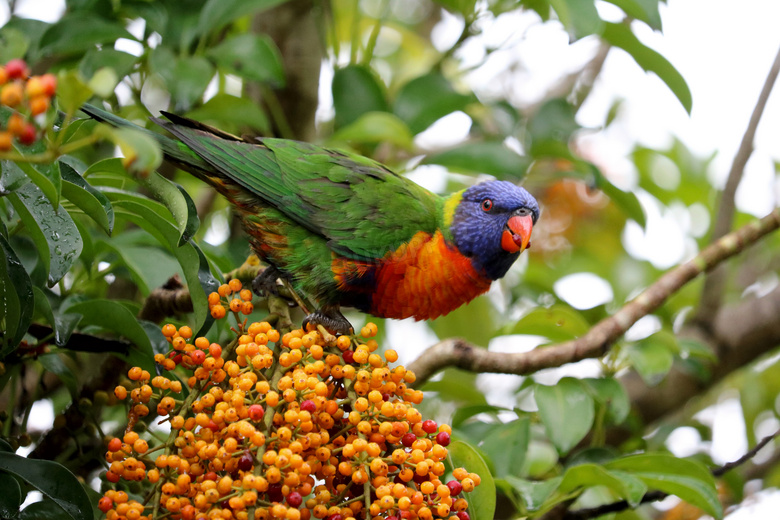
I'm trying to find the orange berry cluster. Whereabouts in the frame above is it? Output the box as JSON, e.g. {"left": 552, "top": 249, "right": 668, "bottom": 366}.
{"left": 0, "top": 59, "right": 57, "bottom": 150}
{"left": 101, "top": 280, "right": 480, "bottom": 520}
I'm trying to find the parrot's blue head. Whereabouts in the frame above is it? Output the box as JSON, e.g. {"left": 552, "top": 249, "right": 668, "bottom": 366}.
{"left": 450, "top": 180, "right": 539, "bottom": 280}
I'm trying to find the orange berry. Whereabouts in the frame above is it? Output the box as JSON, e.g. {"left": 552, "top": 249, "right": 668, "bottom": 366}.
{"left": 25, "top": 76, "right": 45, "bottom": 98}
{"left": 217, "top": 283, "right": 231, "bottom": 297}
{"left": 208, "top": 292, "right": 220, "bottom": 305}
{"left": 228, "top": 278, "right": 242, "bottom": 293}
{"left": 161, "top": 323, "right": 177, "bottom": 337}
{"left": 40, "top": 73, "right": 57, "bottom": 96}
{"left": 7, "top": 112, "right": 25, "bottom": 136}
{"left": 0, "top": 67, "right": 7, "bottom": 85}
{"left": 241, "top": 301, "right": 253, "bottom": 315}
{"left": 29, "top": 95, "right": 49, "bottom": 116}
{"left": 0, "top": 131, "right": 11, "bottom": 151}
{"left": 1, "top": 83, "right": 23, "bottom": 107}
{"left": 178, "top": 326, "right": 192, "bottom": 339}
{"left": 239, "top": 289, "right": 252, "bottom": 301}
{"left": 210, "top": 305, "right": 226, "bottom": 319}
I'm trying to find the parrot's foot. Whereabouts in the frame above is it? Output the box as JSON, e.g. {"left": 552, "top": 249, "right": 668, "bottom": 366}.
{"left": 302, "top": 305, "right": 354, "bottom": 336}
{"left": 251, "top": 266, "right": 284, "bottom": 297}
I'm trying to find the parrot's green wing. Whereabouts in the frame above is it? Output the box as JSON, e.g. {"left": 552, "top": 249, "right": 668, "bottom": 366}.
{"left": 154, "top": 113, "right": 440, "bottom": 260}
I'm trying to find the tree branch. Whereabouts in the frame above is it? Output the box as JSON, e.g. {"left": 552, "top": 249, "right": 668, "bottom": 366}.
{"left": 409, "top": 208, "right": 780, "bottom": 385}
{"left": 696, "top": 43, "right": 780, "bottom": 323}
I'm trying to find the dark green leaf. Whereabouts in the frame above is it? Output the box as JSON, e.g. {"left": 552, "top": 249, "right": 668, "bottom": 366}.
{"left": 139, "top": 321, "right": 171, "bottom": 357}
{"left": 332, "top": 65, "right": 388, "bottom": 129}
{"left": 604, "top": 0, "right": 662, "bottom": 30}
{"left": 582, "top": 377, "right": 630, "bottom": 424}
{"left": 506, "top": 304, "right": 590, "bottom": 342}
{"left": 605, "top": 453, "right": 721, "bottom": 518}
{"left": 527, "top": 98, "right": 580, "bottom": 156}
{"left": 0, "top": 17, "right": 49, "bottom": 63}
{"left": 0, "top": 451, "right": 93, "bottom": 520}
{"left": 64, "top": 299, "right": 155, "bottom": 372}
{"left": 6, "top": 157, "right": 61, "bottom": 209}
{"left": 430, "top": 296, "right": 498, "bottom": 346}
{"left": 432, "top": 0, "right": 478, "bottom": 15}
{"left": 585, "top": 162, "right": 646, "bottom": 226}
{"left": 197, "top": 0, "right": 290, "bottom": 36}
{"left": 19, "top": 498, "right": 73, "bottom": 520}
{"left": 480, "top": 418, "right": 529, "bottom": 479}
{"left": 549, "top": 0, "right": 601, "bottom": 39}
{"left": 331, "top": 112, "right": 414, "bottom": 149}
{"left": 601, "top": 22, "right": 691, "bottom": 113}
{"left": 151, "top": 51, "right": 214, "bottom": 112}
{"left": 39, "top": 13, "right": 133, "bottom": 56}
{"left": 38, "top": 354, "right": 79, "bottom": 400}
{"left": 8, "top": 182, "right": 82, "bottom": 287}
{"left": 186, "top": 94, "right": 270, "bottom": 134}
{"left": 535, "top": 378, "right": 595, "bottom": 454}
{"left": 449, "top": 441, "right": 496, "bottom": 520}
{"left": 1, "top": 160, "right": 29, "bottom": 194}
{"left": 0, "top": 234, "right": 33, "bottom": 355}
{"left": 106, "top": 245, "right": 180, "bottom": 295}
{"left": 452, "top": 404, "right": 507, "bottom": 429}
{"left": 0, "top": 26, "right": 28, "bottom": 63}
{"left": 207, "top": 34, "right": 285, "bottom": 86}
{"left": 0, "top": 472, "right": 21, "bottom": 519}
{"left": 423, "top": 141, "right": 530, "bottom": 179}
{"left": 394, "top": 73, "right": 475, "bottom": 134}
{"left": 79, "top": 48, "right": 138, "bottom": 80}
{"left": 60, "top": 161, "right": 114, "bottom": 235}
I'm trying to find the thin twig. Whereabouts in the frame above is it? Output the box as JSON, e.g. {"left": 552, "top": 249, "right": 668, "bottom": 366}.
{"left": 696, "top": 43, "right": 780, "bottom": 323}
{"left": 408, "top": 208, "right": 780, "bottom": 385}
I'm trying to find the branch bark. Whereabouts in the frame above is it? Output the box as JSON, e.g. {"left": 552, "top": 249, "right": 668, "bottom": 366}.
{"left": 695, "top": 43, "right": 780, "bottom": 324}
{"left": 408, "top": 208, "right": 780, "bottom": 385}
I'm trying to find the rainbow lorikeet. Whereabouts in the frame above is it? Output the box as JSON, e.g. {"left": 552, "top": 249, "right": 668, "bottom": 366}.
{"left": 81, "top": 105, "right": 539, "bottom": 333}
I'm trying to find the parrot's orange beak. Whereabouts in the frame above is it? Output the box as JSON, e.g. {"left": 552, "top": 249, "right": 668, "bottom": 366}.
{"left": 501, "top": 214, "right": 533, "bottom": 253}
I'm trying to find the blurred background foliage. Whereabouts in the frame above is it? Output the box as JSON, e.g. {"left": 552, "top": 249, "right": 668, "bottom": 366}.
{"left": 0, "top": 0, "right": 779, "bottom": 518}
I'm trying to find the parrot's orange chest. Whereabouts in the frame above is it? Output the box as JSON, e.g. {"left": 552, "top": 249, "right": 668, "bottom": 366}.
{"left": 331, "top": 231, "right": 492, "bottom": 320}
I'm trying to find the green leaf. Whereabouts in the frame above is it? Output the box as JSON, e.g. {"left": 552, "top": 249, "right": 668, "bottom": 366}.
{"left": 480, "top": 418, "right": 530, "bottom": 479}
{"left": 107, "top": 245, "right": 180, "bottom": 295}
{"left": 605, "top": 453, "right": 722, "bottom": 518}
{"left": 582, "top": 377, "right": 630, "bottom": 425}
{"left": 38, "top": 13, "right": 134, "bottom": 57}
{"left": 5, "top": 157, "right": 61, "bottom": 209}
{"left": 430, "top": 295, "right": 498, "bottom": 346}
{"left": 449, "top": 441, "right": 496, "bottom": 520}
{"left": 56, "top": 70, "right": 93, "bottom": 116}
{"left": 535, "top": 378, "right": 595, "bottom": 454}
{"left": 603, "top": 0, "right": 662, "bottom": 30}
{"left": 504, "top": 475, "right": 561, "bottom": 512}
{"left": 394, "top": 73, "right": 475, "bottom": 134}
{"left": 452, "top": 404, "right": 507, "bottom": 429}
{"left": 150, "top": 50, "right": 214, "bottom": 112}
{"left": 423, "top": 141, "right": 530, "bottom": 179}
{"left": 331, "top": 112, "right": 414, "bottom": 150}
{"left": 60, "top": 161, "right": 114, "bottom": 235}
{"left": 559, "top": 464, "right": 647, "bottom": 506}
{"left": 33, "top": 287, "right": 81, "bottom": 347}
{"left": 87, "top": 67, "right": 119, "bottom": 98}
{"left": 138, "top": 172, "right": 200, "bottom": 245}
{"left": 186, "top": 94, "right": 270, "bottom": 134}
{"left": 601, "top": 22, "right": 692, "bottom": 113}
{"left": 207, "top": 34, "right": 284, "bottom": 86}
{"left": 0, "top": 234, "right": 33, "bottom": 355}
{"left": 0, "top": 26, "right": 29, "bottom": 63}
{"left": 0, "top": 471, "right": 21, "bottom": 519}
{"left": 8, "top": 182, "right": 82, "bottom": 287}
{"left": 103, "top": 190, "right": 218, "bottom": 328}
{"left": 432, "top": 0, "right": 478, "bottom": 15}
{"left": 527, "top": 98, "right": 580, "bottom": 157}
{"left": 332, "top": 65, "right": 388, "bottom": 130}
{"left": 197, "top": 0, "right": 290, "bottom": 36}
{"left": 1, "top": 160, "right": 29, "bottom": 194}
{"left": 625, "top": 331, "right": 676, "bottom": 386}
{"left": 506, "top": 304, "right": 590, "bottom": 342}
{"left": 0, "top": 451, "right": 94, "bottom": 520}
{"left": 64, "top": 299, "right": 155, "bottom": 372}
{"left": 549, "top": 0, "right": 601, "bottom": 39}
{"left": 79, "top": 49, "right": 138, "bottom": 81}
{"left": 106, "top": 127, "right": 163, "bottom": 178}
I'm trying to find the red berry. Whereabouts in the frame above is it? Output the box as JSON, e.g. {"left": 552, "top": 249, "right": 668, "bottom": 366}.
{"left": 107, "top": 437, "right": 122, "bottom": 452}
{"left": 456, "top": 512, "right": 470, "bottom": 520}
{"left": 5, "top": 59, "right": 28, "bottom": 80}
{"left": 300, "top": 399, "right": 316, "bottom": 412}
{"left": 17, "top": 123, "right": 36, "bottom": 145}
{"left": 422, "top": 420, "right": 437, "bottom": 434}
{"left": 248, "top": 404, "right": 265, "bottom": 421}
{"left": 204, "top": 471, "right": 218, "bottom": 481}
{"left": 40, "top": 73, "right": 57, "bottom": 96}
{"left": 105, "top": 470, "right": 120, "bottom": 483}
{"left": 190, "top": 349, "right": 205, "bottom": 365}
{"left": 447, "top": 480, "right": 463, "bottom": 496}
{"left": 237, "top": 451, "right": 254, "bottom": 471}
{"left": 342, "top": 350, "right": 354, "bottom": 364}
{"left": 268, "top": 483, "right": 283, "bottom": 502}
{"left": 286, "top": 491, "right": 302, "bottom": 507}
{"left": 436, "top": 431, "right": 451, "bottom": 446}
{"left": 98, "top": 497, "right": 113, "bottom": 513}
{"left": 401, "top": 432, "right": 416, "bottom": 447}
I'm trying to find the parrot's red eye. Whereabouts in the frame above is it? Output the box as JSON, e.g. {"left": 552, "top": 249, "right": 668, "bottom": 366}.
{"left": 481, "top": 199, "right": 493, "bottom": 212}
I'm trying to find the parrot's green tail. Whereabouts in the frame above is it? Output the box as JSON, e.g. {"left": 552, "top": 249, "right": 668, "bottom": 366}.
{"left": 79, "top": 103, "right": 212, "bottom": 174}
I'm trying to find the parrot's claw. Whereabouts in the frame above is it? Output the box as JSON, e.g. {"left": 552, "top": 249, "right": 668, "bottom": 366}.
{"left": 251, "top": 266, "right": 283, "bottom": 297}
{"left": 303, "top": 305, "right": 354, "bottom": 336}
